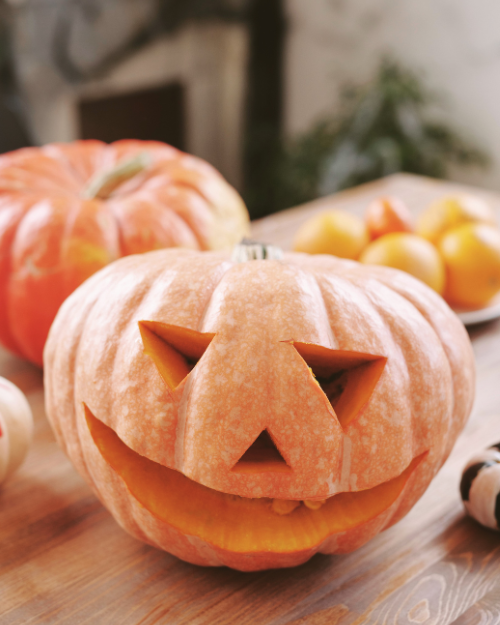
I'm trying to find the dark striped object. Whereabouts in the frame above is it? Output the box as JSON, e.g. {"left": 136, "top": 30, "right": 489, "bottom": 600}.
{"left": 460, "top": 443, "right": 500, "bottom": 530}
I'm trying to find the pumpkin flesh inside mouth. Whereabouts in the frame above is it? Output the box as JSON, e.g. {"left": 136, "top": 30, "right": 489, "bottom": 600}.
{"left": 85, "top": 405, "right": 425, "bottom": 554}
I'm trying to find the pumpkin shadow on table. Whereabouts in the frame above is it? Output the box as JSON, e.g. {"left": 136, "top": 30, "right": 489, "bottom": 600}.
{"left": 163, "top": 546, "right": 331, "bottom": 584}
{"left": 162, "top": 514, "right": 500, "bottom": 622}
{"left": 151, "top": 550, "right": 338, "bottom": 622}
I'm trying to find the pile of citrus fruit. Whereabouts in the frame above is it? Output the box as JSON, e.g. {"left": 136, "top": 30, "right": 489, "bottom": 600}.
{"left": 293, "top": 195, "right": 500, "bottom": 309}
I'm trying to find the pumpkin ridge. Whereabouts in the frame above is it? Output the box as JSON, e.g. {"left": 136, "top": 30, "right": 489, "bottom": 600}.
{"left": 43, "top": 268, "right": 114, "bottom": 494}
{"left": 79, "top": 256, "right": 169, "bottom": 446}
{"left": 42, "top": 144, "right": 92, "bottom": 188}
{"left": 146, "top": 166, "right": 210, "bottom": 216}
{"left": 346, "top": 273, "right": 454, "bottom": 469}
{"left": 4, "top": 154, "right": 80, "bottom": 196}
{"left": 72, "top": 266, "right": 138, "bottom": 496}
{"left": 311, "top": 267, "right": 337, "bottom": 348}
{"left": 377, "top": 279, "right": 457, "bottom": 459}
{"left": 38, "top": 146, "right": 89, "bottom": 194}
{"left": 142, "top": 190, "right": 206, "bottom": 250}
{"left": 169, "top": 193, "right": 211, "bottom": 251}
{"left": 174, "top": 170, "right": 249, "bottom": 251}
{"left": 106, "top": 198, "right": 137, "bottom": 258}
{"left": 164, "top": 167, "right": 221, "bottom": 212}
{"left": 311, "top": 268, "right": 422, "bottom": 489}
{"left": 195, "top": 257, "right": 236, "bottom": 332}
{"left": 352, "top": 271, "right": 457, "bottom": 418}
{"left": 366, "top": 270, "right": 473, "bottom": 451}
{"left": 60, "top": 199, "right": 101, "bottom": 284}
{"left": 10, "top": 197, "right": 74, "bottom": 362}
{"left": 0, "top": 198, "right": 36, "bottom": 357}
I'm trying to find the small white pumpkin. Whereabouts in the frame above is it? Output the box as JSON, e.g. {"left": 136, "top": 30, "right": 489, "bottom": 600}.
{"left": 460, "top": 443, "right": 500, "bottom": 530}
{"left": 0, "top": 376, "right": 34, "bottom": 484}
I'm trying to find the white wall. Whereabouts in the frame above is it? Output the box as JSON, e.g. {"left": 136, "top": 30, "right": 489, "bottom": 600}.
{"left": 285, "top": 0, "right": 500, "bottom": 190}
{"left": 11, "top": 4, "right": 248, "bottom": 189}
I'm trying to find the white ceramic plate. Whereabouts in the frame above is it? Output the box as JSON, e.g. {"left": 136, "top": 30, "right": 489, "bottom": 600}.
{"left": 453, "top": 294, "right": 500, "bottom": 326}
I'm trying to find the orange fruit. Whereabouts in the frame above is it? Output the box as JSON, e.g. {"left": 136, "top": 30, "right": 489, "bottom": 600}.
{"left": 439, "top": 223, "right": 500, "bottom": 308}
{"left": 417, "top": 195, "right": 495, "bottom": 245}
{"left": 365, "top": 196, "right": 414, "bottom": 240}
{"left": 293, "top": 210, "right": 369, "bottom": 259}
{"left": 359, "top": 233, "right": 445, "bottom": 294}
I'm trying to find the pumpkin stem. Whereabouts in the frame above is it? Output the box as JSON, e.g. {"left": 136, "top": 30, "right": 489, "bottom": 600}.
{"left": 231, "top": 238, "right": 283, "bottom": 263}
{"left": 82, "top": 152, "right": 151, "bottom": 200}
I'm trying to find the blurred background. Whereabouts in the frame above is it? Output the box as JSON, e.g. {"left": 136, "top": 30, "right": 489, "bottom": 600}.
{"left": 0, "top": 0, "right": 498, "bottom": 219}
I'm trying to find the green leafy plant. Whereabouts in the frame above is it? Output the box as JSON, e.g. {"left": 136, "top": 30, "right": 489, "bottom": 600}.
{"left": 244, "top": 59, "right": 489, "bottom": 218}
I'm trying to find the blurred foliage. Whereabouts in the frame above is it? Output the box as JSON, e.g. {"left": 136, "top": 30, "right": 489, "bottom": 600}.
{"left": 244, "top": 59, "right": 489, "bottom": 219}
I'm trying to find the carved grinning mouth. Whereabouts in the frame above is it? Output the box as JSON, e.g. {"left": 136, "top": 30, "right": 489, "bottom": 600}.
{"left": 84, "top": 405, "right": 426, "bottom": 554}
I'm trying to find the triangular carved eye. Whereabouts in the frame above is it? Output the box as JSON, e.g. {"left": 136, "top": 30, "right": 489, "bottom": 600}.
{"left": 290, "top": 341, "right": 387, "bottom": 428}
{"left": 232, "top": 429, "right": 292, "bottom": 474}
{"left": 139, "top": 321, "right": 215, "bottom": 390}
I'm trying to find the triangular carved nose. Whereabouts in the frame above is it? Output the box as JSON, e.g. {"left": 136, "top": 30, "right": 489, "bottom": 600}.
{"left": 290, "top": 341, "right": 387, "bottom": 428}
{"left": 232, "top": 429, "right": 292, "bottom": 474}
{"left": 139, "top": 321, "right": 215, "bottom": 390}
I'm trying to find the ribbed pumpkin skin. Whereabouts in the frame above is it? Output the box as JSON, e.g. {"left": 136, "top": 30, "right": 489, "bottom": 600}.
{"left": 44, "top": 249, "right": 475, "bottom": 571}
{"left": 0, "top": 140, "right": 249, "bottom": 366}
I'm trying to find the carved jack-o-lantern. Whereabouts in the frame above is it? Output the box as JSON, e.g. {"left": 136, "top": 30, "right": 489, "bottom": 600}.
{"left": 44, "top": 242, "right": 475, "bottom": 571}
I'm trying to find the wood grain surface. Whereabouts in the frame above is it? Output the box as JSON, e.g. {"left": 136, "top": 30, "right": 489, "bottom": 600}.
{"left": 2, "top": 173, "right": 500, "bottom": 624}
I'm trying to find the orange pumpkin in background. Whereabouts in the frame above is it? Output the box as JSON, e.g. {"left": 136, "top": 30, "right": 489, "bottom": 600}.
{"left": 44, "top": 242, "right": 475, "bottom": 571}
{"left": 0, "top": 140, "right": 249, "bottom": 366}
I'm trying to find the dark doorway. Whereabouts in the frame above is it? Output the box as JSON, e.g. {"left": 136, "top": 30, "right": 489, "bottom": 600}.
{"left": 244, "top": 0, "right": 285, "bottom": 219}
{"left": 79, "top": 82, "right": 186, "bottom": 150}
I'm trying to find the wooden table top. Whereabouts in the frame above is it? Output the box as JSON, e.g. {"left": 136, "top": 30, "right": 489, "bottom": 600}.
{"left": 2, "top": 173, "right": 500, "bottom": 625}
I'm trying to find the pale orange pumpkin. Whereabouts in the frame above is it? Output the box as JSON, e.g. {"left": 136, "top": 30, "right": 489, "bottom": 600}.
{"left": 44, "top": 242, "right": 475, "bottom": 571}
{"left": 0, "top": 376, "right": 33, "bottom": 484}
{"left": 0, "top": 140, "right": 249, "bottom": 367}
